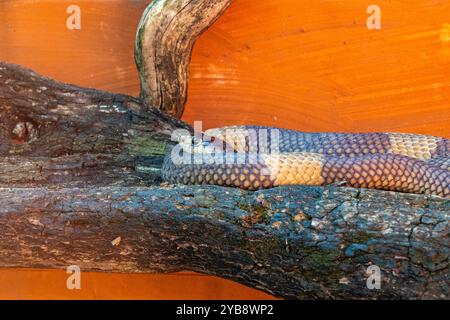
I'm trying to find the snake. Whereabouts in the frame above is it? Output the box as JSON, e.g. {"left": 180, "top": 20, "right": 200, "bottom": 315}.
{"left": 161, "top": 126, "right": 450, "bottom": 198}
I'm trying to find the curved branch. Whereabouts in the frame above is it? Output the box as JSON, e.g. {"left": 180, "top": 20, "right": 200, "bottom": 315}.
{"left": 135, "top": 0, "right": 233, "bottom": 118}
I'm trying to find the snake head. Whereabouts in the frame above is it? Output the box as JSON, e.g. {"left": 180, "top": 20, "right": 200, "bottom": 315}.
{"left": 205, "top": 127, "right": 259, "bottom": 153}
{"left": 192, "top": 131, "right": 238, "bottom": 154}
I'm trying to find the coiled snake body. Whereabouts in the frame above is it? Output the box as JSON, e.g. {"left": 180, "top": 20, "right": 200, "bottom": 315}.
{"left": 162, "top": 126, "right": 450, "bottom": 198}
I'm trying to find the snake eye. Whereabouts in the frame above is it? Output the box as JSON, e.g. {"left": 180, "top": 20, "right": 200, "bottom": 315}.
{"left": 191, "top": 136, "right": 202, "bottom": 146}
{"left": 201, "top": 135, "right": 216, "bottom": 147}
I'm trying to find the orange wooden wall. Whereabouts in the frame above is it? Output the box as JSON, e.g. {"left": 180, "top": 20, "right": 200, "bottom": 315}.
{"left": 0, "top": 0, "right": 449, "bottom": 299}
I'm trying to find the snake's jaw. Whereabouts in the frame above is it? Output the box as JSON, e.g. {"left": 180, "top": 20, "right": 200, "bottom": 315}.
{"left": 170, "top": 131, "right": 237, "bottom": 166}
{"left": 205, "top": 127, "right": 253, "bottom": 153}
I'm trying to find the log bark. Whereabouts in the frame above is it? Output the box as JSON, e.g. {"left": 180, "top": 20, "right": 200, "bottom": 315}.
{"left": 0, "top": 62, "right": 190, "bottom": 187}
{"left": 0, "top": 0, "right": 448, "bottom": 299}
{"left": 135, "top": 0, "right": 232, "bottom": 118}
{"left": 0, "top": 184, "right": 448, "bottom": 299}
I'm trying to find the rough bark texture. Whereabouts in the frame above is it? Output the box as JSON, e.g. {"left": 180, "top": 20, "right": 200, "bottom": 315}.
{"left": 0, "top": 62, "right": 448, "bottom": 299}
{"left": 135, "top": 0, "right": 232, "bottom": 118}
{"left": 0, "top": 185, "right": 447, "bottom": 299}
{"left": 0, "top": 62, "right": 190, "bottom": 187}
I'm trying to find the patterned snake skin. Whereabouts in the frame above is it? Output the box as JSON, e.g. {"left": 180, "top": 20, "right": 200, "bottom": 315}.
{"left": 162, "top": 126, "right": 450, "bottom": 198}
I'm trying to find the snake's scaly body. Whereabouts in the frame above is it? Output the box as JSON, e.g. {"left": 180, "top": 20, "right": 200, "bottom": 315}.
{"left": 162, "top": 126, "right": 450, "bottom": 198}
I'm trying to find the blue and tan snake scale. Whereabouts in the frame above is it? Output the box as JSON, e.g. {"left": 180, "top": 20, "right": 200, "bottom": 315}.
{"left": 162, "top": 126, "right": 450, "bottom": 198}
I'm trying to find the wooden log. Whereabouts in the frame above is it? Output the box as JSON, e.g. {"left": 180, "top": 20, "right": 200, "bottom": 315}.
{"left": 0, "top": 61, "right": 448, "bottom": 299}
{"left": 0, "top": 184, "right": 447, "bottom": 299}
{"left": 0, "top": 0, "right": 448, "bottom": 299}
{"left": 0, "top": 62, "right": 189, "bottom": 187}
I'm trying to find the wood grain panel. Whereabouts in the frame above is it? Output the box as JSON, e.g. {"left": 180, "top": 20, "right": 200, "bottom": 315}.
{"left": 0, "top": 269, "right": 275, "bottom": 300}
{"left": 185, "top": 0, "right": 450, "bottom": 136}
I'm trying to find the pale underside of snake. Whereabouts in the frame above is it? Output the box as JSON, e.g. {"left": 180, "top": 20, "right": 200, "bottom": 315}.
{"left": 162, "top": 126, "right": 450, "bottom": 198}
